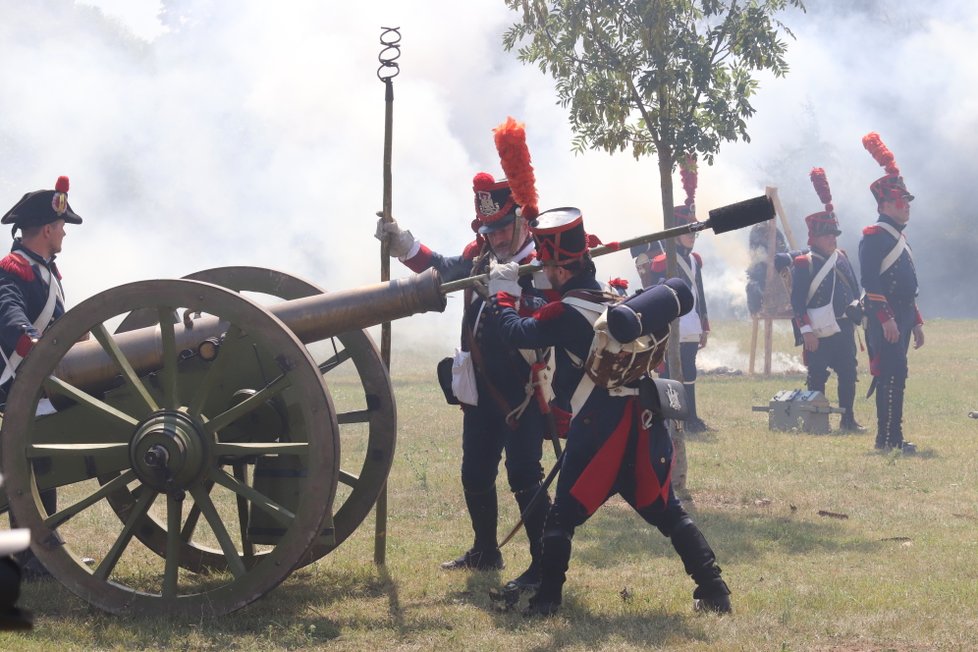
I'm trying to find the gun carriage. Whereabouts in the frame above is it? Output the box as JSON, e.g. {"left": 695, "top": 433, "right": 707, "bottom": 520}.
{"left": 0, "top": 266, "right": 444, "bottom": 618}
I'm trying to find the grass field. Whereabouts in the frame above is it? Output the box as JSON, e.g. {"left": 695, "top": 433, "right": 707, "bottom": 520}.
{"left": 3, "top": 318, "right": 977, "bottom": 651}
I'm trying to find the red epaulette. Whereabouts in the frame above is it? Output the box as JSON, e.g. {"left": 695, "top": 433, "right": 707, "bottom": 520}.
{"left": 462, "top": 239, "right": 482, "bottom": 260}
{"left": 0, "top": 253, "right": 35, "bottom": 281}
{"left": 533, "top": 301, "right": 566, "bottom": 322}
{"left": 863, "top": 225, "right": 883, "bottom": 236}
{"left": 692, "top": 251, "right": 703, "bottom": 267}
{"left": 651, "top": 253, "right": 667, "bottom": 273}
{"left": 793, "top": 254, "right": 811, "bottom": 269}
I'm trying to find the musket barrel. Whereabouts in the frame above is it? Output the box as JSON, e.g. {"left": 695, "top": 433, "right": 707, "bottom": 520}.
{"left": 52, "top": 269, "right": 446, "bottom": 391}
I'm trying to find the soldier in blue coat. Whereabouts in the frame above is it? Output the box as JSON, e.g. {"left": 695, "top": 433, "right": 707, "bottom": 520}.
{"left": 859, "top": 133, "right": 924, "bottom": 453}
{"left": 0, "top": 176, "right": 83, "bottom": 580}
{"left": 376, "top": 171, "right": 553, "bottom": 591}
{"left": 790, "top": 168, "right": 864, "bottom": 432}
{"left": 489, "top": 207, "right": 730, "bottom": 616}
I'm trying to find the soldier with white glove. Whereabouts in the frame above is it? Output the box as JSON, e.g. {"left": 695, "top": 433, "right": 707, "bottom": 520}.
{"left": 488, "top": 260, "right": 523, "bottom": 299}
{"left": 374, "top": 216, "right": 419, "bottom": 260}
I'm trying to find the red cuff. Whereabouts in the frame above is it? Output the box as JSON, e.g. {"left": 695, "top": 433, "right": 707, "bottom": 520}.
{"left": 915, "top": 308, "right": 924, "bottom": 326}
{"left": 494, "top": 291, "right": 518, "bottom": 310}
{"left": 15, "top": 333, "right": 35, "bottom": 357}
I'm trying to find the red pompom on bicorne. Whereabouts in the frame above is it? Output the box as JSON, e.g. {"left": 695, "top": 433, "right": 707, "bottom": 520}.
{"left": 55, "top": 176, "right": 70, "bottom": 193}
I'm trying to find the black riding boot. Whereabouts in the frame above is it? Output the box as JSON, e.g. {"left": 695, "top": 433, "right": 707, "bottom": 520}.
{"left": 882, "top": 377, "right": 909, "bottom": 451}
{"left": 838, "top": 377, "right": 864, "bottom": 432}
{"left": 504, "top": 483, "right": 550, "bottom": 591}
{"left": 525, "top": 533, "right": 571, "bottom": 616}
{"left": 441, "top": 487, "right": 503, "bottom": 570}
{"left": 670, "top": 518, "right": 731, "bottom": 613}
{"left": 874, "top": 377, "right": 890, "bottom": 449}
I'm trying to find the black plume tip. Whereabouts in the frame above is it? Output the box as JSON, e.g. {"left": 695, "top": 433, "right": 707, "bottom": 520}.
{"left": 707, "top": 195, "right": 775, "bottom": 234}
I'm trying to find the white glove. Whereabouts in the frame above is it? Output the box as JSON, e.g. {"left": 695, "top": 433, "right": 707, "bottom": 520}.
{"left": 374, "top": 216, "right": 417, "bottom": 259}
{"left": 488, "top": 260, "right": 523, "bottom": 298}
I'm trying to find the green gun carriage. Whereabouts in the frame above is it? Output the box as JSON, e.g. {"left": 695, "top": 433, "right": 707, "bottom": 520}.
{"left": 0, "top": 266, "right": 444, "bottom": 617}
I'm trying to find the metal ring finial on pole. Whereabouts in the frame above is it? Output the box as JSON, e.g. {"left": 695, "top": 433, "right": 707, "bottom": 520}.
{"left": 377, "top": 27, "right": 401, "bottom": 82}
{"left": 375, "top": 25, "right": 401, "bottom": 566}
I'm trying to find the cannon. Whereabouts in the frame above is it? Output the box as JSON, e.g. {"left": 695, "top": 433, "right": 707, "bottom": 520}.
{"left": 0, "top": 266, "right": 445, "bottom": 618}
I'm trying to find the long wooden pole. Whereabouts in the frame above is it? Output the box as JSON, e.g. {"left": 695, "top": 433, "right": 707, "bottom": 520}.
{"left": 375, "top": 26, "right": 401, "bottom": 566}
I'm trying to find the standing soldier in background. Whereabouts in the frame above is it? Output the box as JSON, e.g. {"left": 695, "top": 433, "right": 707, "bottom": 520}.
{"left": 859, "top": 133, "right": 924, "bottom": 453}
{"left": 635, "top": 157, "right": 712, "bottom": 433}
{"left": 0, "top": 176, "right": 83, "bottom": 579}
{"left": 375, "top": 120, "right": 552, "bottom": 592}
{"left": 790, "top": 168, "right": 864, "bottom": 432}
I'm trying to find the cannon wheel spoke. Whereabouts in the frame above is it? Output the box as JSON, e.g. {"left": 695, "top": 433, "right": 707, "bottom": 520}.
{"left": 163, "top": 493, "right": 183, "bottom": 599}
{"left": 94, "top": 486, "right": 158, "bottom": 581}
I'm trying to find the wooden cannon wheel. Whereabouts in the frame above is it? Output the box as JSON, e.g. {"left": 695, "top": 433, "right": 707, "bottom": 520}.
{"left": 1, "top": 279, "right": 339, "bottom": 617}
{"left": 106, "top": 267, "right": 397, "bottom": 571}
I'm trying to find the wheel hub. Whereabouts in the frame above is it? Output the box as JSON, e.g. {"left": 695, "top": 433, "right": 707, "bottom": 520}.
{"left": 130, "top": 411, "right": 208, "bottom": 491}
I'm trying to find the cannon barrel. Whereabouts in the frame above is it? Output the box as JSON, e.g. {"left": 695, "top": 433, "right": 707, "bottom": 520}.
{"left": 50, "top": 268, "right": 445, "bottom": 392}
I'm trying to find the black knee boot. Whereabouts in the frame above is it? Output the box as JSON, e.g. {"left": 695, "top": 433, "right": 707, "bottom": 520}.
{"left": 874, "top": 377, "right": 890, "bottom": 449}
{"left": 504, "top": 483, "right": 550, "bottom": 591}
{"left": 883, "top": 377, "right": 908, "bottom": 451}
{"left": 838, "top": 377, "right": 864, "bottom": 432}
{"left": 670, "top": 518, "right": 731, "bottom": 613}
{"left": 525, "top": 532, "right": 571, "bottom": 616}
{"left": 441, "top": 487, "right": 503, "bottom": 570}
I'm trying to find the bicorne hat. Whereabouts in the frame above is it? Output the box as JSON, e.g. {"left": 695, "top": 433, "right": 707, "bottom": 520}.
{"left": 862, "top": 132, "right": 914, "bottom": 204}
{"left": 2, "top": 176, "right": 83, "bottom": 236}
{"left": 804, "top": 167, "right": 842, "bottom": 244}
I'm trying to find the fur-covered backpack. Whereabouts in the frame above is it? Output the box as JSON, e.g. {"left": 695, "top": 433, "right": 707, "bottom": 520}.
{"left": 562, "top": 279, "right": 693, "bottom": 389}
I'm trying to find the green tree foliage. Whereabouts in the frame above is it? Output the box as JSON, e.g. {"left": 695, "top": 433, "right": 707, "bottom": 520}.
{"left": 503, "top": 0, "right": 804, "bottom": 180}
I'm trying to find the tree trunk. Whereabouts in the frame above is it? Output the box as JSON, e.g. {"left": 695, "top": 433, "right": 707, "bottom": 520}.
{"left": 657, "top": 148, "right": 688, "bottom": 494}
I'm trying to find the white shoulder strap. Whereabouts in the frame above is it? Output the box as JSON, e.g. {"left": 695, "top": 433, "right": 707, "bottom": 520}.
{"left": 806, "top": 250, "right": 838, "bottom": 304}
{"left": 876, "top": 222, "right": 911, "bottom": 274}
{"left": 676, "top": 255, "right": 694, "bottom": 285}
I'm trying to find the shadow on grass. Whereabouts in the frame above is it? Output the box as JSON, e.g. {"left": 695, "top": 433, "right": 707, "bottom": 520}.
{"left": 571, "top": 500, "right": 880, "bottom": 571}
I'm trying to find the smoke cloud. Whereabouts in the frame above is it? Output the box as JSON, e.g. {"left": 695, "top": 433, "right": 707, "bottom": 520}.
{"left": 0, "top": 0, "right": 972, "bottom": 358}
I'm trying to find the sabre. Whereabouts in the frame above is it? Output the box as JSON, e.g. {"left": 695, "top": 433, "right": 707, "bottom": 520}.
{"left": 439, "top": 193, "right": 775, "bottom": 294}
{"left": 375, "top": 25, "right": 401, "bottom": 566}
